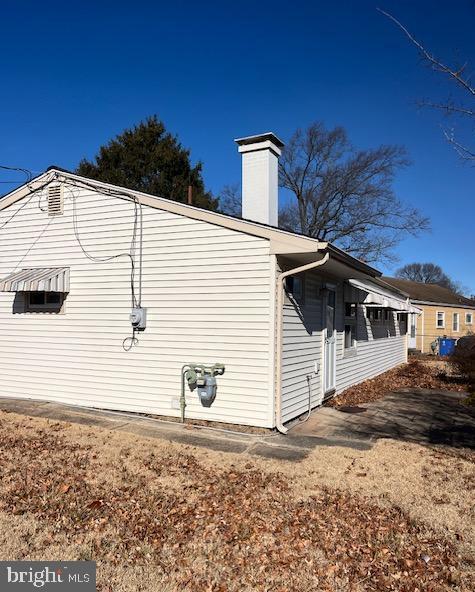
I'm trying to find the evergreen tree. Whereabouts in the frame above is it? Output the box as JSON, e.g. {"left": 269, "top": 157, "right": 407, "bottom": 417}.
{"left": 76, "top": 116, "right": 217, "bottom": 210}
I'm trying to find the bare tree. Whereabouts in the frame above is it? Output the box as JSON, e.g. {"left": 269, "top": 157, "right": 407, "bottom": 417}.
{"left": 278, "top": 122, "right": 429, "bottom": 264}
{"left": 218, "top": 184, "right": 241, "bottom": 217}
{"left": 378, "top": 8, "right": 475, "bottom": 163}
{"left": 396, "top": 262, "right": 467, "bottom": 294}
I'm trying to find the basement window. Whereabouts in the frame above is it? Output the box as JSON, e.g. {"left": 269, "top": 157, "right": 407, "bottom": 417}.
{"left": 25, "top": 291, "right": 64, "bottom": 313}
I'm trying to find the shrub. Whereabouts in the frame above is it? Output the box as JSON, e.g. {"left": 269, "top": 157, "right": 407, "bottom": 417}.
{"left": 450, "top": 335, "right": 475, "bottom": 391}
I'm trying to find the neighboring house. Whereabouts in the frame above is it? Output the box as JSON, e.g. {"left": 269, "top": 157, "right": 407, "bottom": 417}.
{"left": 0, "top": 133, "right": 415, "bottom": 432}
{"left": 383, "top": 278, "right": 475, "bottom": 353}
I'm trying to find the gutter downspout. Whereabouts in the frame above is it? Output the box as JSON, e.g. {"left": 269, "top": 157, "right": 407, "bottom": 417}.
{"left": 275, "top": 252, "right": 330, "bottom": 434}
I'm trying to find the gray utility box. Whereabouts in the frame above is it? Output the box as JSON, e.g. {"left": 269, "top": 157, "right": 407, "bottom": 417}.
{"left": 130, "top": 307, "right": 147, "bottom": 331}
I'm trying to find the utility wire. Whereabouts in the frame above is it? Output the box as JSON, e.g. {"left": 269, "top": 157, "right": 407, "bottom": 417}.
{"left": 57, "top": 174, "right": 145, "bottom": 305}
{"left": 0, "top": 165, "right": 32, "bottom": 183}
{"left": 0, "top": 168, "right": 145, "bottom": 350}
{"left": 66, "top": 176, "right": 144, "bottom": 350}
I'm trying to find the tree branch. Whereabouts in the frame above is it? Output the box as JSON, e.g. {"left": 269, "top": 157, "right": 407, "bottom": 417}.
{"left": 377, "top": 8, "right": 475, "bottom": 96}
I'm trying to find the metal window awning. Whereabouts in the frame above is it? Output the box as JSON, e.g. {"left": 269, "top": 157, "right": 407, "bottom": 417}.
{"left": 346, "top": 278, "right": 418, "bottom": 313}
{"left": 0, "top": 267, "right": 70, "bottom": 292}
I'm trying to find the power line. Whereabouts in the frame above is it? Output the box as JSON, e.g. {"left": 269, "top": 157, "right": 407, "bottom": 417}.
{"left": 0, "top": 165, "right": 32, "bottom": 183}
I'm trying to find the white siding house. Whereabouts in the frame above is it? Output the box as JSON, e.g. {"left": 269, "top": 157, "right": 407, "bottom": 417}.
{"left": 0, "top": 133, "right": 414, "bottom": 431}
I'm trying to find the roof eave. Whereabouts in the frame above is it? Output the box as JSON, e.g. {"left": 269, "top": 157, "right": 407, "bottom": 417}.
{"left": 325, "top": 244, "right": 381, "bottom": 277}
{"left": 411, "top": 299, "right": 475, "bottom": 309}
{"left": 1, "top": 168, "right": 382, "bottom": 278}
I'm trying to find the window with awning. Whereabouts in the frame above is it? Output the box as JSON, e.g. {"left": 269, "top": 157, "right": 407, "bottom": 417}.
{"left": 0, "top": 267, "right": 70, "bottom": 293}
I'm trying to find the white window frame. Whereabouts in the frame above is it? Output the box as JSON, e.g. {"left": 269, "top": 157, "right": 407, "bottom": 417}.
{"left": 453, "top": 312, "right": 460, "bottom": 332}
{"left": 466, "top": 312, "right": 473, "bottom": 325}
{"left": 436, "top": 311, "right": 445, "bottom": 329}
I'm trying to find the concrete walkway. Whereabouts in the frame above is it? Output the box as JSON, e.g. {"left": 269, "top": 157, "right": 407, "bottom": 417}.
{"left": 291, "top": 388, "right": 475, "bottom": 449}
{"left": 1, "top": 389, "right": 473, "bottom": 461}
{"left": 0, "top": 397, "right": 370, "bottom": 462}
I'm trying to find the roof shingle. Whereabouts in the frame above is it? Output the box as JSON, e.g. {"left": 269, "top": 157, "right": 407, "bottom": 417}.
{"left": 382, "top": 277, "right": 474, "bottom": 307}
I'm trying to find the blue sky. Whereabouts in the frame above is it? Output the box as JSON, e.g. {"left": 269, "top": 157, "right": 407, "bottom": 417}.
{"left": 1, "top": 0, "right": 474, "bottom": 292}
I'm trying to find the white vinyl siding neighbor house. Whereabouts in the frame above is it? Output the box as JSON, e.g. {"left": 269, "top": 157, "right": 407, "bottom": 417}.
{"left": 0, "top": 133, "right": 414, "bottom": 431}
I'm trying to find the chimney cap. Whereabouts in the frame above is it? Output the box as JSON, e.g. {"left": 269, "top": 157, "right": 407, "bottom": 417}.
{"left": 234, "top": 132, "right": 284, "bottom": 149}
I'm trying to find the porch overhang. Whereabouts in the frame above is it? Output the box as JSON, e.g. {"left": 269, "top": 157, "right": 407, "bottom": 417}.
{"left": 346, "top": 278, "right": 418, "bottom": 313}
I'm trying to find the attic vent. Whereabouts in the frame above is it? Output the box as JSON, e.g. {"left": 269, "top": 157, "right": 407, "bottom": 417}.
{"left": 47, "top": 185, "right": 63, "bottom": 216}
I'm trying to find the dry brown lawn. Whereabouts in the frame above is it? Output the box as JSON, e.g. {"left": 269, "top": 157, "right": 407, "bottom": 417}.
{"left": 0, "top": 410, "right": 474, "bottom": 591}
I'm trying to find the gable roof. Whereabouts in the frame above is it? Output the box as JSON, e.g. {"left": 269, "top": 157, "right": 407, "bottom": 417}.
{"left": 0, "top": 167, "right": 382, "bottom": 277}
{"left": 383, "top": 277, "right": 475, "bottom": 308}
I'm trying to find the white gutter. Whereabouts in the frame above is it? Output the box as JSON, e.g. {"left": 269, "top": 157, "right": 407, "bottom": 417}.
{"left": 275, "top": 253, "right": 330, "bottom": 434}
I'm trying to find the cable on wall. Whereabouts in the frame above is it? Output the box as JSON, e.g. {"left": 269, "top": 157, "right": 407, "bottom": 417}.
{"left": 0, "top": 168, "right": 146, "bottom": 350}
{"left": 0, "top": 176, "right": 54, "bottom": 231}
{"left": 65, "top": 176, "right": 145, "bottom": 350}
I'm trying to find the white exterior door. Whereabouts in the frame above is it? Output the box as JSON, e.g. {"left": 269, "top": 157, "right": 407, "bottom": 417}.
{"left": 408, "top": 313, "right": 417, "bottom": 349}
{"left": 324, "top": 288, "right": 337, "bottom": 394}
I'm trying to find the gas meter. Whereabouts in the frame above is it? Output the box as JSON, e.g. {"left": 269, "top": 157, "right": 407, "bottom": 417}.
{"left": 180, "top": 363, "right": 225, "bottom": 421}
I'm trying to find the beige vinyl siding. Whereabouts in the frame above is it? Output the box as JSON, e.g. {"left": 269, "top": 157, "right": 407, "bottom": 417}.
{"left": 281, "top": 272, "right": 324, "bottom": 423}
{"left": 415, "top": 304, "right": 475, "bottom": 353}
{"left": 0, "top": 184, "right": 274, "bottom": 427}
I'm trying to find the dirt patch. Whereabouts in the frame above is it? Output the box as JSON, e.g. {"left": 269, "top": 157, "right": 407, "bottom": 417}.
{"left": 0, "top": 412, "right": 473, "bottom": 591}
{"left": 327, "top": 359, "right": 470, "bottom": 408}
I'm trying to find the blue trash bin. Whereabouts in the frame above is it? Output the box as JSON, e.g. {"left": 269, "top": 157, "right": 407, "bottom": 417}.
{"left": 438, "top": 338, "right": 456, "bottom": 356}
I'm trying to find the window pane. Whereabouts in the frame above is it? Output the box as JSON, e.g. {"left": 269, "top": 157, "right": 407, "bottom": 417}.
{"left": 326, "top": 290, "right": 335, "bottom": 336}
{"left": 344, "top": 324, "right": 357, "bottom": 348}
{"left": 453, "top": 313, "right": 459, "bottom": 331}
{"left": 29, "top": 292, "right": 45, "bottom": 305}
{"left": 345, "top": 303, "right": 356, "bottom": 317}
{"left": 46, "top": 292, "right": 61, "bottom": 304}
{"left": 344, "top": 325, "right": 352, "bottom": 348}
{"left": 286, "top": 277, "right": 303, "bottom": 302}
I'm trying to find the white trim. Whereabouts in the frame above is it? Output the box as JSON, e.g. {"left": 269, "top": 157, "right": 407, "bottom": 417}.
{"left": 436, "top": 310, "right": 445, "bottom": 329}
{"left": 453, "top": 312, "right": 460, "bottom": 332}
{"left": 421, "top": 309, "right": 425, "bottom": 352}
{"left": 268, "top": 254, "right": 278, "bottom": 429}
